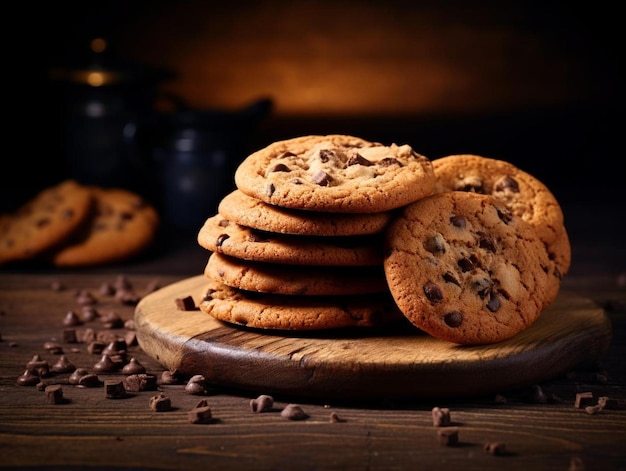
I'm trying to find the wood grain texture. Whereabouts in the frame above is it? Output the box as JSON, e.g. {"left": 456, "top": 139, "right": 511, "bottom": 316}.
{"left": 135, "top": 275, "right": 612, "bottom": 400}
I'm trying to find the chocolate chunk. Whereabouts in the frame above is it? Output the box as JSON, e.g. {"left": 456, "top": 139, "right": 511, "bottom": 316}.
{"left": 442, "top": 272, "right": 460, "bottom": 286}
{"left": 423, "top": 281, "right": 443, "bottom": 303}
{"left": 266, "top": 183, "right": 275, "bottom": 197}
{"left": 472, "top": 277, "right": 492, "bottom": 299}
{"left": 431, "top": 407, "right": 451, "bottom": 427}
{"left": 149, "top": 393, "right": 172, "bottom": 412}
{"left": 311, "top": 170, "right": 333, "bottom": 186}
{"left": 175, "top": 295, "right": 196, "bottom": 311}
{"left": 347, "top": 153, "right": 373, "bottom": 166}
{"left": 457, "top": 257, "right": 475, "bottom": 272}
{"left": 478, "top": 233, "right": 496, "bottom": 252}
{"left": 494, "top": 175, "right": 520, "bottom": 193}
{"left": 218, "top": 219, "right": 230, "bottom": 227}
{"left": 484, "top": 441, "right": 507, "bottom": 455}
{"left": 125, "top": 374, "right": 157, "bottom": 392}
{"left": 216, "top": 233, "right": 230, "bottom": 248}
{"left": 281, "top": 404, "right": 308, "bottom": 421}
{"left": 104, "top": 380, "right": 127, "bottom": 399}
{"left": 250, "top": 394, "right": 274, "bottom": 413}
{"left": 443, "top": 311, "right": 463, "bottom": 327}
{"left": 188, "top": 405, "right": 213, "bottom": 424}
{"left": 496, "top": 207, "right": 513, "bottom": 224}
{"left": 270, "top": 163, "right": 290, "bottom": 172}
{"left": 378, "top": 157, "right": 402, "bottom": 167}
{"left": 45, "top": 385, "right": 65, "bottom": 404}
{"left": 278, "top": 151, "right": 296, "bottom": 159}
{"left": 318, "top": 149, "right": 336, "bottom": 162}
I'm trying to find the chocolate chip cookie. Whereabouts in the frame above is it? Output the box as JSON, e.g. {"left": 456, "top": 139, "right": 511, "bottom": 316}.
{"left": 50, "top": 187, "right": 159, "bottom": 267}
{"left": 198, "top": 280, "right": 403, "bottom": 331}
{"left": 432, "top": 154, "right": 570, "bottom": 281}
{"left": 384, "top": 191, "right": 554, "bottom": 345}
{"left": 197, "top": 214, "right": 384, "bottom": 266}
{"left": 234, "top": 134, "right": 436, "bottom": 213}
{"left": 218, "top": 189, "right": 393, "bottom": 236}
{"left": 0, "top": 180, "right": 93, "bottom": 265}
{"left": 205, "top": 252, "right": 388, "bottom": 296}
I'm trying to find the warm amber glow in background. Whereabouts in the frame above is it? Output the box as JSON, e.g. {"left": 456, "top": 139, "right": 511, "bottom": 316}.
{"left": 113, "top": 1, "right": 609, "bottom": 117}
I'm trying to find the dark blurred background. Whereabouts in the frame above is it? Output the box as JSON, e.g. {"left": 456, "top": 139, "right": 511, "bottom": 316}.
{"left": 6, "top": 0, "right": 623, "bottom": 232}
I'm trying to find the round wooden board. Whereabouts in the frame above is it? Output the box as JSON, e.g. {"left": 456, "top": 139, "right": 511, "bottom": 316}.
{"left": 134, "top": 275, "right": 612, "bottom": 400}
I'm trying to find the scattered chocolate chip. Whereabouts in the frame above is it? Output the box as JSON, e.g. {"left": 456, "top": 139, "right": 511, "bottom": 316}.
{"left": 93, "top": 354, "right": 118, "bottom": 373}
{"left": 78, "top": 373, "right": 101, "bottom": 388}
{"left": 75, "top": 289, "right": 97, "bottom": 306}
{"left": 104, "top": 380, "right": 127, "bottom": 399}
{"left": 115, "top": 289, "right": 141, "bottom": 306}
{"left": 114, "top": 275, "right": 133, "bottom": 291}
{"left": 124, "top": 374, "right": 158, "bottom": 392}
{"left": 160, "top": 369, "right": 183, "bottom": 385}
{"left": 99, "top": 282, "right": 116, "bottom": 296}
{"left": 484, "top": 441, "right": 507, "bottom": 456}
{"left": 51, "top": 355, "right": 75, "bottom": 373}
{"left": 281, "top": 404, "right": 308, "bottom": 421}
{"left": 527, "top": 384, "right": 547, "bottom": 404}
{"left": 188, "top": 405, "right": 213, "bottom": 424}
{"left": 42, "top": 341, "right": 63, "bottom": 354}
{"left": 100, "top": 311, "right": 125, "bottom": 329}
{"left": 431, "top": 407, "right": 451, "bottom": 427}
{"left": 45, "top": 385, "right": 65, "bottom": 404}
{"left": 175, "top": 296, "right": 196, "bottom": 311}
{"left": 26, "top": 359, "right": 50, "bottom": 377}
{"left": 250, "top": 394, "right": 274, "bottom": 413}
{"left": 68, "top": 368, "right": 90, "bottom": 385}
{"left": 149, "top": 393, "right": 172, "bottom": 412}
{"left": 329, "top": 411, "right": 347, "bottom": 423}
{"left": 62, "top": 328, "right": 78, "bottom": 343}
{"left": 185, "top": 375, "right": 208, "bottom": 395}
{"left": 437, "top": 427, "right": 459, "bottom": 446}
{"left": 62, "top": 310, "right": 83, "bottom": 327}
{"left": 16, "top": 369, "right": 40, "bottom": 386}
{"left": 122, "top": 358, "right": 146, "bottom": 375}
{"left": 585, "top": 405, "right": 603, "bottom": 415}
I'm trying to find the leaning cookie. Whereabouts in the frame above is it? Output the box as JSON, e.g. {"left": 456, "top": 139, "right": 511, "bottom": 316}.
{"left": 218, "top": 189, "right": 394, "bottom": 236}
{"left": 432, "top": 154, "right": 570, "bottom": 279}
{"left": 234, "top": 134, "right": 436, "bottom": 213}
{"left": 50, "top": 187, "right": 159, "bottom": 267}
{"left": 0, "top": 180, "right": 94, "bottom": 265}
{"left": 384, "top": 191, "right": 554, "bottom": 345}
{"left": 198, "top": 280, "right": 404, "bottom": 331}
{"left": 205, "top": 252, "right": 389, "bottom": 296}
{"left": 197, "top": 214, "right": 384, "bottom": 266}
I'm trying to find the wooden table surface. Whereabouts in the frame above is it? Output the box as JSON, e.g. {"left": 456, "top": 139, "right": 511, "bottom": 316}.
{"left": 1, "top": 202, "right": 625, "bottom": 471}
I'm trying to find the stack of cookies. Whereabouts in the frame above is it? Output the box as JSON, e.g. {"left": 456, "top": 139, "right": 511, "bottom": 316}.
{"left": 196, "top": 135, "right": 571, "bottom": 345}
{"left": 0, "top": 180, "right": 159, "bottom": 268}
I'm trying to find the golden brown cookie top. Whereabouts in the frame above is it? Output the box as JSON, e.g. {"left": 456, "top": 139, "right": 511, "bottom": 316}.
{"left": 234, "top": 134, "right": 436, "bottom": 213}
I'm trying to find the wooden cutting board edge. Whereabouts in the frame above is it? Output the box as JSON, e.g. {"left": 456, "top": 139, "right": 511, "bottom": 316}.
{"left": 134, "top": 275, "right": 612, "bottom": 400}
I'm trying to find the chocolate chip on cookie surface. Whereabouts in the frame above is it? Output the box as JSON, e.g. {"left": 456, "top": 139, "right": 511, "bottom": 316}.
{"left": 234, "top": 134, "right": 436, "bottom": 213}
{"left": 384, "top": 191, "right": 555, "bottom": 345}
